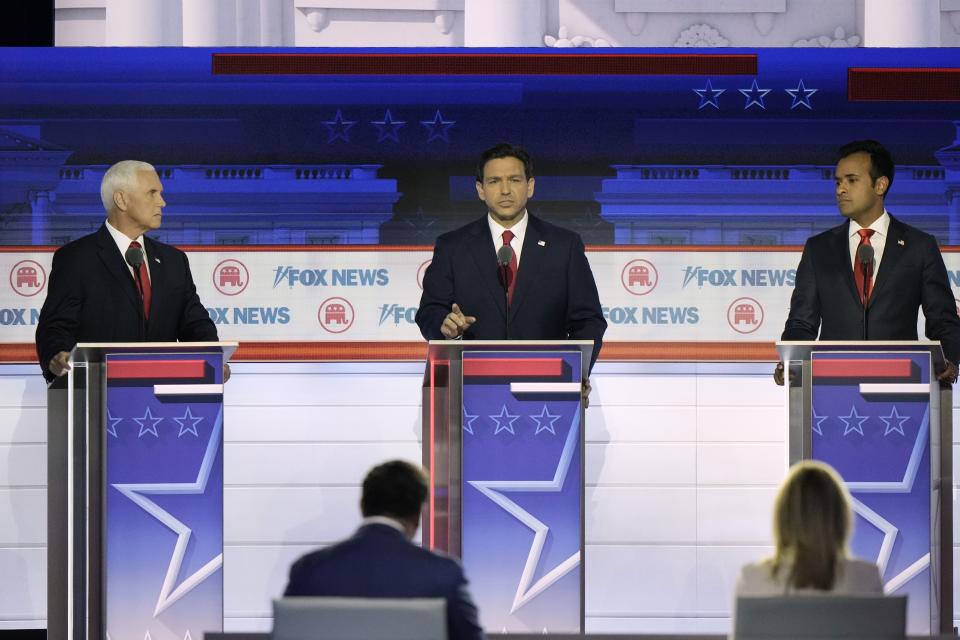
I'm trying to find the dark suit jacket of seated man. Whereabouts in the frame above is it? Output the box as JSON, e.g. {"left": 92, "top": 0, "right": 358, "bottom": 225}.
{"left": 283, "top": 461, "right": 484, "bottom": 640}
{"left": 780, "top": 140, "right": 960, "bottom": 378}
{"left": 415, "top": 143, "right": 606, "bottom": 371}
{"left": 35, "top": 160, "right": 218, "bottom": 383}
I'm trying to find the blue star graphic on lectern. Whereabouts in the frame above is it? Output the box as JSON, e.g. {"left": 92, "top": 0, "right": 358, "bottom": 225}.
{"left": 134, "top": 407, "right": 162, "bottom": 438}
{"left": 840, "top": 406, "right": 869, "bottom": 436}
{"left": 112, "top": 408, "right": 224, "bottom": 616}
{"left": 531, "top": 405, "right": 561, "bottom": 435}
{"left": 739, "top": 79, "right": 771, "bottom": 110}
{"left": 420, "top": 109, "right": 456, "bottom": 142}
{"left": 693, "top": 79, "right": 725, "bottom": 110}
{"left": 880, "top": 406, "right": 909, "bottom": 436}
{"left": 812, "top": 409, "right": 828, "bottom": 436}
{"left": 490, "top": 405, "right": 520, "bottom": 435}
{"left": 322, "top": 109, "right": 356, "bottom": 143}
{"left": 107, "top": 410, "right": 123, "bottom": 438}
{"left": 468, "top": 411, "right": 581, "bottom": 613}
{"left": 173, "top": 407, "right": 203, "bottom": 438}
{"left": 463, "top": 409, "right": 479, "bottom": 435}
{"left": 371, "top": 109, "right": 406, "bottom": 143}
{"left": 785, "top": 79, "right": 817, "bottom": 110}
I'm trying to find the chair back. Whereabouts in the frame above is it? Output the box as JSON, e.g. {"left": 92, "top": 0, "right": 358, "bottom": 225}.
{"left": 734, "top": 595, "right": 906, "bottom": 640}
{"left": 271, "top": 597, "right": 446, "bottom": 640}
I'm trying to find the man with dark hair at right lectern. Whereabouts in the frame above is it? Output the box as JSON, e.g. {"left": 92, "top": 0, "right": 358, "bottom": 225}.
{"left": 775, "top": 139, "right": 960, "bottom": 385}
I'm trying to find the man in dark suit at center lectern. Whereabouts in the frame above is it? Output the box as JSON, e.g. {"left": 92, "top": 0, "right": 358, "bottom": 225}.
{"left": 283, "top": 460, "right": 484, "bottom": 640}
{"left": 776, "top": 139, "right": 960, "bottom": 384}
{"left": 415, "top": 143, "right": 607, "bottom": 400}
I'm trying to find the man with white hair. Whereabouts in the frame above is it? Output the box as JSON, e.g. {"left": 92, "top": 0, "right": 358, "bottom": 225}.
{"left": 36, "top": 160, "right": 219, "bottom": 382}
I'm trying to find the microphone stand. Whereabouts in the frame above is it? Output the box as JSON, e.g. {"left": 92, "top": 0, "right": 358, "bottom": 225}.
{"left": 862, "top": 266, "right": 869, "bottom": 340}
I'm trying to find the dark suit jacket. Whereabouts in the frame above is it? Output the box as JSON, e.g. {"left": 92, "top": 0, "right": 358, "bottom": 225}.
{"left": 415, "top": 214, "right": 606, "bottom": 370}
{"left": 782, "top": 215, "right": 960, "bottom": 363}
{"left": 284, "top": 523, "right": 484, "bottom": 640}
{"left": 35, "top": 224, "right": 218, "bottom": 382}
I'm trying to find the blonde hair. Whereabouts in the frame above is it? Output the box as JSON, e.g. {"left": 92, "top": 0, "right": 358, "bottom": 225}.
{"left": 769, "top": 460, "right": 852, "bottom": 590}
{"left": 100, "top": 160, "right": 156, "bottom": 212}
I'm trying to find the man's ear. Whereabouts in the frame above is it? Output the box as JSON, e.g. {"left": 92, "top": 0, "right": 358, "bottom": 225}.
{"left": 526, "top": 177, "right": 535, "bottom": 198}
{"left": 113, "top": 190, "right": 126, "bottom": 212}
{"left": 475, "top": 181, "right": 485, "bottom": 201}
{"left": 874, "top": 176, "right": 889, "bottom": 197}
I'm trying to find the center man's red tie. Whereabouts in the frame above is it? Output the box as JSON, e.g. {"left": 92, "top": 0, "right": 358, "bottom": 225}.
{"left": 501, "top": 230, "right": 518, "bottom": 305}
{"left": 853, "top": 228, "right": 875, "bottom": 305}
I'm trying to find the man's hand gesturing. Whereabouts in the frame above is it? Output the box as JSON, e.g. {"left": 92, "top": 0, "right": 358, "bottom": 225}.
{"left": 441, "top": 303, "right": 477, "bottom": 339}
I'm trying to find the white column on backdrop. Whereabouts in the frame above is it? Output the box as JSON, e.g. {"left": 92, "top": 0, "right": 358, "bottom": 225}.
{"left": 105, "top": 0, "right": 168, "bottom": 45}
{"left": 464, "top": 0, "right": 545, "bottom": 46}
{"left": 862, "top": 0, "right": 940, "bottom": 46}
{"left": 183, "top": 0, "right": 236, "bottom": 45}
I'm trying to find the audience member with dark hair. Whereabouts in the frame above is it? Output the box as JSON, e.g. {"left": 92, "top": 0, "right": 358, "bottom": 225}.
{"left": 284, "top": 460, "right": 484, "bottom": 640}
{"left": 735, "top": 460, "right": 882, "bottom": 595}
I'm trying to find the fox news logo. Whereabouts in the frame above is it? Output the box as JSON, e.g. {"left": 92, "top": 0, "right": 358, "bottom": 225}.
{"left": 602, "top": 306, "right": 699, "bottom": 325}
{"left": 682, "top": 267, "right": 796, "bottom": 288}
{"left": 378, "top": 304, "right": 418, "bottom": 326}
{"left": 273, "top": 267, "right": 389, "bottom": 288}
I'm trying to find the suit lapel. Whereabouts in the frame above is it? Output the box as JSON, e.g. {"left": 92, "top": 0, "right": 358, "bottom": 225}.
{"left": 508, "top": 215, "right": 546, "bottom": 321}
{"left": 832, "top": 221, "right": 863, "bottom": 308}
{"left": 95, "top": 224, "right": 142, "bottom": 313}
{"left": 465, "top": 217, "right": 506, "bottom": 317}
{"left": 144, "top": 237, "right": 165, "bottom": 329}
{"left": 868, "top": 214, "right": 905, "bottom": 308}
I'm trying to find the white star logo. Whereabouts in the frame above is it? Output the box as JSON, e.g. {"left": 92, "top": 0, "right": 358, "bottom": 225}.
{"left": 107, "top": 409, "right": 123, "bottom": 438}
{"left": 785, "top": 79, "right": 818, "bottom": 110}
{"left": 463, "top": 408, "right": 479, "bottom": 435}
{"left": 468, "top": 411, "right": 581, "bottom": 613}
{"left": 530, "top": 405, "right": 561, "bottom": 435}
{"left": 879, "top": 406, "right": 908, "bottom": 436}
{"left": 490, "top": 405, "right": 520, "bottom": 435}
{"left": 371, "top": 109, "right": 406, "bottom": 143}
{"left": 812, "top": 409, "right": 828, "bottom": 436}
{"left": 173, "top": 406, "right": 203, "bottom": 438}
{"left": 839, "top": 406, "right": 868, "bottom": 436}
{"left": 112, "top": 408, "right": 224, "bottom": 616}
{"left": 693, "top": 79, "right": 725, "bottom": 110}
{"left": 739, "top": 78, "right": 771, "bottom": 110}
{"left": 134, "top": 407, "right": 162, "bottom": 438}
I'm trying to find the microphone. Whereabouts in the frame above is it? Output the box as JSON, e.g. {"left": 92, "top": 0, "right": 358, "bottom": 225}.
{"left": 857, "top": 243, "right": 874, "bottom": 340}
{"left": 124, "top": 245, "right": 147, "bottom": 338}
{"left": 496, "top": 244, "right": 514, "bottom": 339}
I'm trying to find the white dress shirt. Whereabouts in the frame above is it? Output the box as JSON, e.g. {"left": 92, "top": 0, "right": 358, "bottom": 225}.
{"left": 848, "top": 210, "right": 890, "bottom": 285}
{"left": 104, "top": 219, "right": 151, "bottom": 283}
{"left": 487, "top": 210, "right": 528, "bottom": 268}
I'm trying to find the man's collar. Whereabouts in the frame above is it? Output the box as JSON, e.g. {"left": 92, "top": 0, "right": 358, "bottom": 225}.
{"left": 105, "top": 219, "right": 145, "bottom": 248}
{"left": 361, "top": 515, "right": 407, "bottom": 535}
{"left": 487, "top": 210, "right": 529, "bottom": 237}
{"left": 849, "top": 209, "right": 890, "bottom": 236}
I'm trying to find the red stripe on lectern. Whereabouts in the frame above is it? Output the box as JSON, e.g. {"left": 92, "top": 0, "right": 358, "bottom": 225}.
{"left": 848, "top": 68, "right": 960, "bottom": 101}
{"left": 211, "top": 53, "right": 757, "bottom": 76}
{"left": 812, "top": 359, "right": 912, "bottom": 378}
{"left": 107, "top": 360, "right": 207, "bottom": 379}
{"left": 463, "top": 358, "right": 563, "bottom": 377}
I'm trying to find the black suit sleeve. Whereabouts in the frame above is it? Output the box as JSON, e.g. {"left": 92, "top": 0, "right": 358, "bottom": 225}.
{"left": 443, "top": 561, "right": 485, "bottom": 640}
{"left": 565, "top": 235, "right": 606, "bottom": 371}
{"left": 416, "top": 235, "right": 455, "bottom": 341}
{"left": 919, "top": 236, "right": 960, "bottom": 363}
{"left": 781, "top": 238, "right": 821, "bottom": 341}
{"left": 35, "top": 248, "right": 82, "bottom": 382}
{"left": 173, "top": 249, "right": 219, "bottom": 342}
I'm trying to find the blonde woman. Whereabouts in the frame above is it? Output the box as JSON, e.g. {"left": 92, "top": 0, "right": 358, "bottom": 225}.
{"left": 735, "top": 460, "right": 883, "bottom": 595}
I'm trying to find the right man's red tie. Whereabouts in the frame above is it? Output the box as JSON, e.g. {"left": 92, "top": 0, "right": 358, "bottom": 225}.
{"left": 853, "top": 228, "right": 875, "bottom": 305}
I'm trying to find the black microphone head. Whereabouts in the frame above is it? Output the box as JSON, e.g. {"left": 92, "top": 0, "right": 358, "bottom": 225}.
{"left": 125, "top": 246, "right": 145, "bottom": 268}
{"left": 857, "top": 243, "right": 875, "bottom": 264}
{"left": 496, "top": 245, "right": 514, "bottom": 267}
